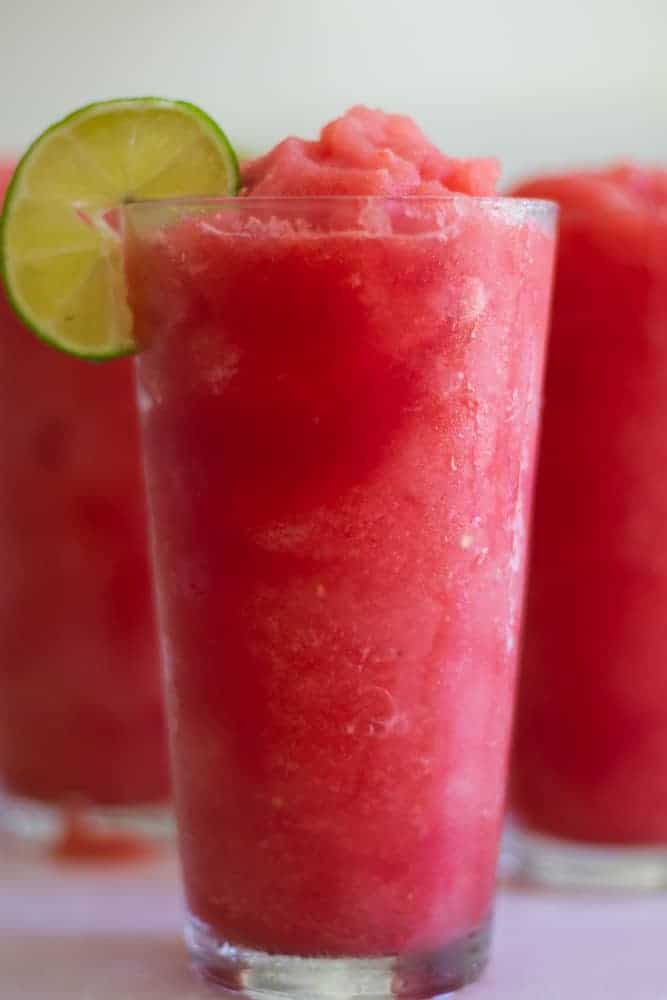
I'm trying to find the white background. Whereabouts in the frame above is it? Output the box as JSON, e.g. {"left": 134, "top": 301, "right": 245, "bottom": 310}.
{"left": 0, "top": 0, "right": 666, "bottom": 185}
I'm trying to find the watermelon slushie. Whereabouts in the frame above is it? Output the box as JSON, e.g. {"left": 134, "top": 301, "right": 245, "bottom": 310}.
{"left": 0, "top": 164, "right": 169, "bottom": 845}
{"left": 510, "top": 165, "right": 667, "bottom": 888}
{"left": 129, "top": 109, "right": 556, "bottom": 995}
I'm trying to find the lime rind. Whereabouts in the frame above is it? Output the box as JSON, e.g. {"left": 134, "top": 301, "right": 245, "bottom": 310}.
{"left": 0, "top": 97, "right": 240, "bottom": 360}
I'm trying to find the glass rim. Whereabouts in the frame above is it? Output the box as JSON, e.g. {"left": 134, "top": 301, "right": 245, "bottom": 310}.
{"left": 124, "top": 193, "right": 558, "bottom": 216}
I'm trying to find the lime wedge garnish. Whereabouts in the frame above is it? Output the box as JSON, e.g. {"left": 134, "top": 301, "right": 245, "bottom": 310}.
{"left": 0, "top": 98, "right": 239, "bottom": 359}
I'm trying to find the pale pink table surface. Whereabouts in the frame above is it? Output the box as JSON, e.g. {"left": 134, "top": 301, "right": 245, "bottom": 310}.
{"left": 1, "top": 848, "right": 666, "bottom": 999}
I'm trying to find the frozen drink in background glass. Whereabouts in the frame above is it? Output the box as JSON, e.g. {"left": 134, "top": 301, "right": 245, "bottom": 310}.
{"left": 510, "top": 165, "right": 667, "bottom": 889}
{"left": 0, "top": 162, "right": 170, "bottom": 851}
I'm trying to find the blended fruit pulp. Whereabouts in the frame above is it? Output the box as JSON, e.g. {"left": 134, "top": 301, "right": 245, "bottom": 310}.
{"left": 130, "top": 109, "right": 555, "bottom": 957}
{"left": 512, "top": 165, "right": 667, "bottom": 844}
{"left": 0, "top": 164, "right": 168, "bottom": 807}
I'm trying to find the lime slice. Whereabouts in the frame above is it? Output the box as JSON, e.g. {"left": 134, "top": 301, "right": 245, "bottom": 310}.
{"left": 1, "top": 98, "right": 239, "bottom": 359}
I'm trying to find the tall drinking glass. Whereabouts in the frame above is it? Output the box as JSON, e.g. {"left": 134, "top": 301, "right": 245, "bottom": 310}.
{"left": 0, "top": 165, "right": 170, "bottom": 850}
{"left": 128, "top": 194, "right": 555, "bottom": 996}
{"left": 509, "top": 166, "right": 667, "bottom": 889}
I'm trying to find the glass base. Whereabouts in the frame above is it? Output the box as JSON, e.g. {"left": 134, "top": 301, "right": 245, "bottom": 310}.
{"left": 0, "top": 787, "right": 174, "bottom": 853}
{"left": 504, "top": 819, "right": 667, "bottom": 891}
{"left": 185, "top": 912, "right": 491, "bottom": 999}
